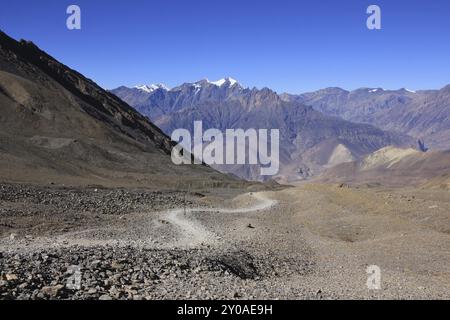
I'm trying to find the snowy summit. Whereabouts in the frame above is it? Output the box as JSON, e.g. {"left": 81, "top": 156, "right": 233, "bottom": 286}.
{"left": 209, "top": 77, "right": 239, "bottom": 87}
{"left": 134, "top": 83, "right": 170, "bottom": 93}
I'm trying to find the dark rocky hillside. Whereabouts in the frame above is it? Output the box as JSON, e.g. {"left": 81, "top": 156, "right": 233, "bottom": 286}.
{"left": 0, "top": 31, "right": 235, "bottom": 188}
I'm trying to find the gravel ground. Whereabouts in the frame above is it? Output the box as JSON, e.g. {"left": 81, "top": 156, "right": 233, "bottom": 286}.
{"left": 1, "top": 182, "right": 449, "bottom": 300}
{"left": 0, "top": 245, "right": 315, "bottom": 300}
{"left": 0, "top": 183, "right": 197, "bottom": 239}
{"left": 0, "top": 183, "right": 193, "bottom": 217}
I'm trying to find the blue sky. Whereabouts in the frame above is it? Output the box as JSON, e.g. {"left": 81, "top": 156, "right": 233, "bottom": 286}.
{"left": 1, "top": 0, "right": 449, "bottom": 93}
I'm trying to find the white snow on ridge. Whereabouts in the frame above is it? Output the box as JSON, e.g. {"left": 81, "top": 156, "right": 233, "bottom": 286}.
{"left": 134, "top": 83, "right": 170, "bottom": 93}
{"left": 367, "top": 87, "right": 417, "bottom": 94}
{"left": 210, "top": 79, "right": 227, "bottom": 86}
{"left": 210, "top": 77, "right": 238, "bottom": 87}
{"left": 134, "top": 85, "right": 152, "bottom": 93}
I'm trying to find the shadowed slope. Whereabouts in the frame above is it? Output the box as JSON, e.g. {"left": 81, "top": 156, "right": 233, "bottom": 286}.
{"left": 0, "top": 31, "right": 236, "bottom": 188}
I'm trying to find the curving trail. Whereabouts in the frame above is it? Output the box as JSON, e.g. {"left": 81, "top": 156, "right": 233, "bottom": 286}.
{"left": 164, "top": 192, "right": 278, "bottom": 248}
{"left": 2, "top": 192, "right": 278, "bottom": 252}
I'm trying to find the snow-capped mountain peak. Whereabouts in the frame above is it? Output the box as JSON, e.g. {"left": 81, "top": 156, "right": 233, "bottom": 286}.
{"left": 134, "top": 83, "right": 169, "bottom": 93}
{"left": 369, "top": 88, "right": 384, "bottom": 93}
{"left": 209, "top": 77, "right": 239, "bottom": 87}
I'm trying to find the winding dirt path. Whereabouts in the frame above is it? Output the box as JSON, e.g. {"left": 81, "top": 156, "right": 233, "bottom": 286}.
{"left": 164, "top": 192, "right": 278, "bottom": 248}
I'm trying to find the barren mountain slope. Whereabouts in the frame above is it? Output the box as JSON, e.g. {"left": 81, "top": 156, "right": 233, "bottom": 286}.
{"left": 0, "top": 31, "right": 234, "bottom": 188}
{"left": 318, "top": 146, "right": 450, "bottom": 188}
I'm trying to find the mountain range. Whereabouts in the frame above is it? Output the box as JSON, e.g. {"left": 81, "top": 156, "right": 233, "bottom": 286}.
{"left": 282, "top": 86, "right": 450, "bottom": 150}
{"left": 0, "top": 28, "right": 448, "bottom": 186}
{"left": 112, "top": 79, "right": 418, "bottom": 182}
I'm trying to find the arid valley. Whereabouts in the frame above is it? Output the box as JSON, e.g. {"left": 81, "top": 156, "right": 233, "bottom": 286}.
{"left": 1, "top": 181, "right": 449, "bottom": 299}
{"left": 1, "top": 7, "right": 450, "bottom": 301}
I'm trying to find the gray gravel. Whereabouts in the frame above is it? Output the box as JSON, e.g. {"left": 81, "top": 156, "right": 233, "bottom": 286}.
{"left": 0, "top": 246, "right": 314, "bottom": 300}
{"left": 2, "top": 183, "right": 448, "bottom": 300}
{"left": 0, "top": 184, "right": 193, "bottom": 217}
